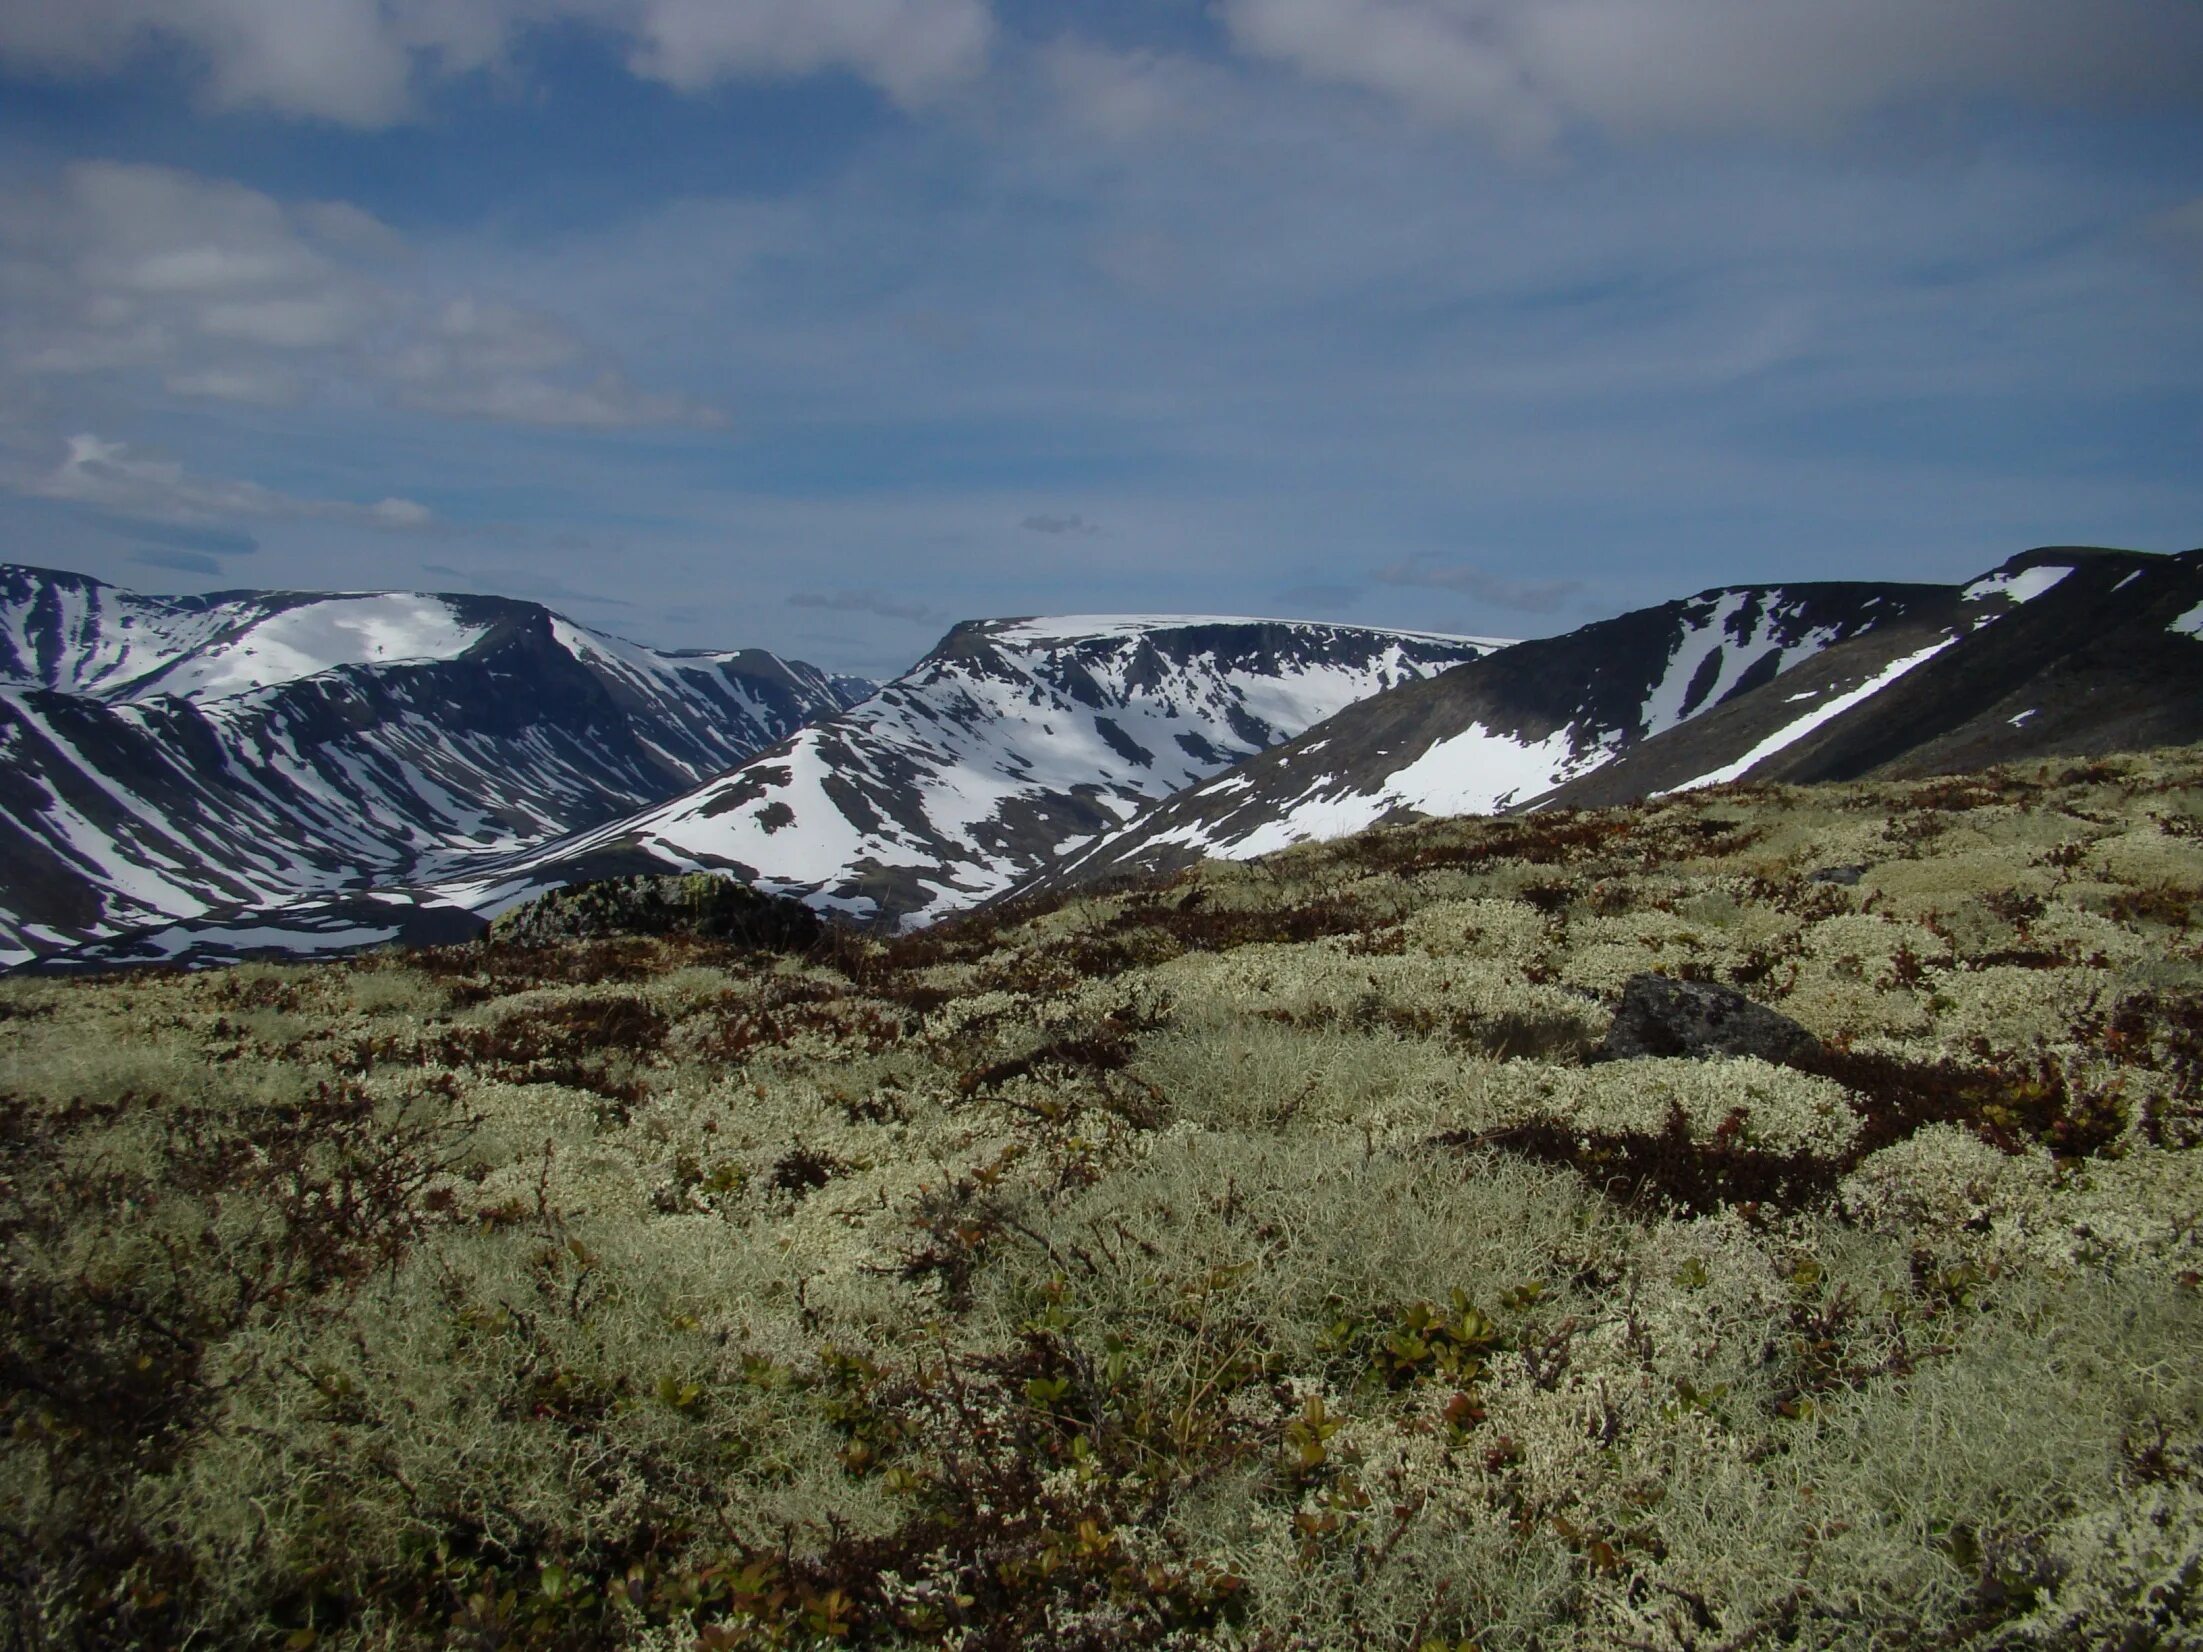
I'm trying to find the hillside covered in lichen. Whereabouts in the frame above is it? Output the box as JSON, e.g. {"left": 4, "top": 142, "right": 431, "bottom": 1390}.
{"left": 5, "top": 750, "right": 2203, "bottom": 1651}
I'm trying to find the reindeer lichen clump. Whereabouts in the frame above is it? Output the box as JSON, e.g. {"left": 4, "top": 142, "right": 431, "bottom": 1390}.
{"left": 3, "top": 747, "right": 2200, "bottom": 1648}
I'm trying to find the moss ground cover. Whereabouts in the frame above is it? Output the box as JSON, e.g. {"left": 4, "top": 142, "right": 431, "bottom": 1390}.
{"left": 4, "top": 748, "right": 2203, "bottom": 1649}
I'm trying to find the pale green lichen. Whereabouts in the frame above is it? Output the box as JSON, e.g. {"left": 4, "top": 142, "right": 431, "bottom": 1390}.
{"left": 7, "top": 745, "right": 2203, "bottom": 1650}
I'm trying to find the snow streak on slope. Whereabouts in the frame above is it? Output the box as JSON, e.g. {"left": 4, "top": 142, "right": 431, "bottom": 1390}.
{"left": 0, "top": 565, "right": 237, "bottom": 696}
{"left": 1638, "top": 591, "right": 1850, "bottom": 737}
{"left": 1046, "top": 582, "right": 1912, "bottom": 880}
{"left": 1661, "top": 637, "right": 1960, "bottom": 792}
{"left": 445, "top": 617, "right": 1500, "bottom": 929}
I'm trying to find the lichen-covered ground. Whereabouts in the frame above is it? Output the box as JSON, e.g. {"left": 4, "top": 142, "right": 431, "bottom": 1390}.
{"left": 4, "top": 750, "right": 2202, "bottom": 1651}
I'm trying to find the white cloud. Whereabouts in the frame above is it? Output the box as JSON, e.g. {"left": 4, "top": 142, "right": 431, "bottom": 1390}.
{"left": 162, "top": 365, "right": 302, "bottom": 405}
{"left": 0, "top": 0, "right": 993, "bottom": 125}
{"left": 15, "top": 432, "right": 435, "bottom": 530}
{"left": 199, "top": 291, "right": 374, "bottom": 348}
{"left": 1037, "top": 39, "right": 1230, "bottom": 144}
{"left": 1221, "top": 0, "right": 2203, "bottom": 144}
{"left": 1223, "top": 0, "right": 1555, "bottom": 147}
{"left": 370, "top": 496, "right": 435, "bottom": 528}
{"left": 0, "top": 163, "right": 721, "bottom": 431}
{"left": 628, "top": 0, "right": 991, "bottom": 106}
{"left": 389, "top": 297, "right": 724, "bottom": 428}
{"left": 403, "top": 368, "right": 724, "bottom": 430}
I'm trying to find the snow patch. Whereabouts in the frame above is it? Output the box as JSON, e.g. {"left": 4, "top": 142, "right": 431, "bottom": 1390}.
{"left": 150, "top": 596, "right": 488, "bottom": 701}
{"left": 1200, "top": 724, "right": 1598, "bottom": 862}
{"left": 1963, "top": 564, "right": 2072, "bottom": 606}
{"left": 2170, "top": 602, "right": 2203, "bottom": 640}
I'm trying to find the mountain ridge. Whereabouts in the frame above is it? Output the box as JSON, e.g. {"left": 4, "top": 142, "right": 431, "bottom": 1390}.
{"left": 12, "top": 544, "right": 2201, "bottom": 973}
{"left": 0, "top": 564, "right": 870, "bottom": 964}
{"left": 1020, "top": 546, "right": 2203, "bottom": 897}
{"left": 435, "top": 613, "right": 1506, "bottom": 931}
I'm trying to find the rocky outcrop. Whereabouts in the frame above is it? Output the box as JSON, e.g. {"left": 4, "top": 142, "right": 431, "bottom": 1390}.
{"left": 488, "top": 873, "right": 824, "bottom": 952}
{"left": 1593, "top": 973, "right": 1821, "bottom": 1065}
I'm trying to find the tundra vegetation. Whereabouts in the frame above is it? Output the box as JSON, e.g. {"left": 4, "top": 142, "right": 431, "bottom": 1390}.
{"left": 4, "top": 749, "right": 2202, "bottom": 1651}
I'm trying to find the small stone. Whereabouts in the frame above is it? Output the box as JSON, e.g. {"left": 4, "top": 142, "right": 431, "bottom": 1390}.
{"left": 1593, "top": 973, "right": 1821, "bottom": 1066}
{"left": 1807, "top": 865, "right": 1867, "bottom": 885}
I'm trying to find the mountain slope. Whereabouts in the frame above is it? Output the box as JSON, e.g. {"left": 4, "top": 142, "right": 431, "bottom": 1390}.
{"left": 1533, "top": 546, "right": 2203, "bottom": 807}
{"left": 1031, "top": 547, "right": 2203, "bottom": 892}
{"left": 441, "top": 616, "right": 1504, "bottom": 929}
{"left": 0, "top": 566, "right": 868, "bottom": 964}
{"left": 1032, "top": 576, "right": 1955, "bottom": 887}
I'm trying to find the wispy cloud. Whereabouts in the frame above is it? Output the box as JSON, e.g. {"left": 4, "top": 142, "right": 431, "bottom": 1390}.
{"left": 1020, "top": 511, "right": 1102, "bottom": 536}
{"left": 1221, "top": 0, "right": 2203, "bottom": 147}
{"left": 1276, "top": 582, "right": 1361, "bottom": 615}
{"left": 1373, "top": 556, "right": 1584, "bottom": 612}
{"left": 0, "top": 0, "right": 994, "bottom": 126}
{"left": 2147, "top": 197, "right": 2203, "bottom": 288}
{"left": 421, "top": 563, "right": 634, "bottom": 609}
{"left": 10, "top": 433, "right": 433, "bottom": 532}
{"left": 788, "top": 589, "right": 944, "bottom": 624}
{"left": 91, "top": 514, "right": 261, "bottom": 558}
{"left": 0, "top": 164, "right": 721, "bottom": 435}
{"left": 131, "top": 547, "right": 225, "bottom": 576}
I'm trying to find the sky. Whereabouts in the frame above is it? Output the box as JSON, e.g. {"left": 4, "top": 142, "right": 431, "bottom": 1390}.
{"left": 0, "top": 0, "right": 2199, "bottom": 681}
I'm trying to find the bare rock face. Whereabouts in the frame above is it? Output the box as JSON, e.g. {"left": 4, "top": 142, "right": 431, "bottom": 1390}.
{"left": 1594, "top": 973, "right": 1820, "bottom": 1065}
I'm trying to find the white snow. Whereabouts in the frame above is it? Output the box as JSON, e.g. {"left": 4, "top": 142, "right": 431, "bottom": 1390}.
{"left": 450, "top": 618, "right": 1495, "bottom": 928}
{"left": 1181, "top": 725, "right": 1598, "bottom": 863}
{"left": 986, "top": 614, "right": 1514, "bottom": 650}
{"left": 2111, "top": 570, "right": 2144, "bottom": 593}
{"left": 0, "top": 573, "right": 233, "bottom": 696}
{"left": 1219, "top": 791, "right": 1391, "bottom": 859}
{"left": 1377, "top": 724, "right": 1587, "bottom": 818}
{"left": 1639, "top": 592, "right": 1842, "bottom": 737}
{"left": 0, "top": 567, "right": 855, "bottom": 962}
{"left": 1664, "top": 638, "right": 1958, "bottom": 793}
{"left": 2170, "top": 602, "right": 2203, "bottom": 640}
{"left": 1963, "top": 564, "right": 2073, "bottom": 605}
{"left": 147, "top": 596, "right": 488, "bottom": 701}
{"left": 2009, "top": 709, "right": 2038, "bottom": 727}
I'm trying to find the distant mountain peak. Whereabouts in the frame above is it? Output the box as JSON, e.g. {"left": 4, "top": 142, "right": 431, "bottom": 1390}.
{"left": 0, "top": 563, "right": 865, "bottom": 965}
{"left": 436, "top": 613, "right": 1505, "bottom": 931}
{"left": 17, "top": 547, "right": 2203, "bottom": 975}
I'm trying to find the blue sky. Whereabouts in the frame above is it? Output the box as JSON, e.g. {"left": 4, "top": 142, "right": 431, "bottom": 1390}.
{"left": 1, "top": 0, "right": 2199, "bottom": 679}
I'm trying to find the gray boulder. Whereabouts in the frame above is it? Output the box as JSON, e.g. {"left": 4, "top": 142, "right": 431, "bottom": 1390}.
{"left": 1593, "top": 973, "right": 1820, "bottom": 1065}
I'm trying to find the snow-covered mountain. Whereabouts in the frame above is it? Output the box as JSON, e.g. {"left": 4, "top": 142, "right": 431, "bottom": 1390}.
{"left": 1541, "top": 546, "right": 2203, "bottom": 805}
{"left": 437, "top": 615, "right": 1505, "bottom": 930}
{"left": 20, "top": 545, "right": 2199, "bottom": 975}
{"left": 0, "top": 565, "right": 869, "bottom": 965}
{"left": 1031, "top": 547, "right": 2203, "bottom": 892}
